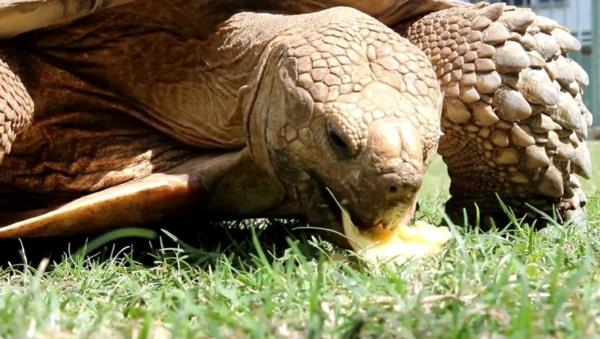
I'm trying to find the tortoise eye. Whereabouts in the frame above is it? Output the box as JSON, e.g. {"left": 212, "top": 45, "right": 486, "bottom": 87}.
{"left": 327, "top": 121, "right": 351, "bottom": 157}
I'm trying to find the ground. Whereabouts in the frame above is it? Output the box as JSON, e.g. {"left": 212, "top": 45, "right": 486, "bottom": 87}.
{"left": 0, "top": 143, "right": 598, "bottom": 338}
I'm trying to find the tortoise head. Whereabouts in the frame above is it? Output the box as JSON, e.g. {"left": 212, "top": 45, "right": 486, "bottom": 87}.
{"left": 246, "top": 8, "right": 442, "bottom": 244}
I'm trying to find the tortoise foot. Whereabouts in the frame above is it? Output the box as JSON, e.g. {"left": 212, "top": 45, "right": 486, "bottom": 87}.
{"left": 445, "top": 186, "right": 587, "bottom": 230}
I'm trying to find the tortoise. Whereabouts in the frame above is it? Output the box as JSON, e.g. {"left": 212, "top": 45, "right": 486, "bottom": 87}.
{"left": 0, "top": 0, "right": 592, "bottom": 246}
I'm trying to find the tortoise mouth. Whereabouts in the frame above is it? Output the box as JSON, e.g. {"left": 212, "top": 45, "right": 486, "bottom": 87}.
{"left": 303, "top": 171, "right": 418, "bottom": 239}
{"left": 335, "top": 195, "right": 418, "bottom": 235}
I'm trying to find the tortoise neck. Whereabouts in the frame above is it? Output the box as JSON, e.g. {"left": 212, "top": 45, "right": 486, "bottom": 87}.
{"left": 21, "top": 9, "right": 304, "bottom": 150}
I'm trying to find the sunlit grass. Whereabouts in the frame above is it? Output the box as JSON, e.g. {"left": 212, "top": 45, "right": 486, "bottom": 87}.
{"left": 0, "top": 143, "right": 597, "bottom": 337}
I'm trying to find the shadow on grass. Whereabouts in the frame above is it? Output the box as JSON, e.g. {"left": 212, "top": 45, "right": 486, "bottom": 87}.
{"left": 0, "top": 217, "right": 321, "bottom": 269}
{"left": 1, "top": 193, "right": 593, "bottom": 270}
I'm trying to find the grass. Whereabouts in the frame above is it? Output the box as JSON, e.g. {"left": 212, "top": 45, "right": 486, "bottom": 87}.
{"left": 0, "top": 143, "right": 598, "bottom": 338}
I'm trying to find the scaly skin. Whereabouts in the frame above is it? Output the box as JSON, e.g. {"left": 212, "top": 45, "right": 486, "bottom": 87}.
{"left": 406, "top": 2, "right": 592, "bottom": 225}
{"left": 0, "top": 49, "right": 33, "bottom": 163}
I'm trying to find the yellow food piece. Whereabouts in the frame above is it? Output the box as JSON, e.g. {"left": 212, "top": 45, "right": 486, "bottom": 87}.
{"left": 341, "top": 209, "right": 451, "bottom": 264}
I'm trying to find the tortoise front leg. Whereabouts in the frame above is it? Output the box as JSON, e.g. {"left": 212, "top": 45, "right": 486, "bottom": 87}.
{"left": 0, "top": 47, "right": 34, "bottom": 164}
{"left": 406, "top": 3, "right": 591, "bottom": 226}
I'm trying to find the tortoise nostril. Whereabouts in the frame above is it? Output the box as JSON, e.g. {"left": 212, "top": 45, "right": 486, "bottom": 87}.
{"left": 389, "top": 186, "right": 398, "bottom": 193}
